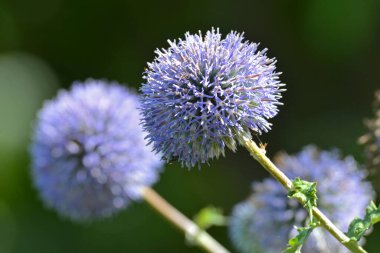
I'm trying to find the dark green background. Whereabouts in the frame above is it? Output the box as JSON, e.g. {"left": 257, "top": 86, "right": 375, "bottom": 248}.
{"left": 1, "top": 0, "right": 380, "bottom": 252}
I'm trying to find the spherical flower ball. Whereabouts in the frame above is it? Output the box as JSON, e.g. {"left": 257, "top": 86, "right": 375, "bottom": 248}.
{"left": 30, "top": 80, "right": 163, "bottom": 221}
{"left": 140, "top": 28, "right": 285, "bottom": 168}
{"left": 359, "top": 90, "right": 380, "bottom": 190}
{"left": 229, "top": 145, "right": 374, "bottom": 253}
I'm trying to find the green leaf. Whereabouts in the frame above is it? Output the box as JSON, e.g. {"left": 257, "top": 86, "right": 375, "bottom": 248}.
{"left": 283, "top": 178, "right": 320, "bottom": 253}
{"left": 347, "top": 201, "right": 380, "bottom": 241}
{"left": 347, "top": 218, "right": 367, "bottom": 241}
{"left": 193, "top": 206, "right": 227, "bottom": 230}
{"left": 288, "top": 178, "right": 318, "bottom": 220}
{"left": 366, "top": 201, "right": 380, "bottom": 224}
{"left": 283, "top": 226, "right": 314, "bottom": 253}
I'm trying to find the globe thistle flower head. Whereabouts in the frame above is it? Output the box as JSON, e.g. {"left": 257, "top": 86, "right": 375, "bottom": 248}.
{"left": 359, "top": 90, "right": 380, "bottom": 190}
{"left": 229, "top": 145, "right": 374, "bottom": 253}
{"left": 141, "top": 28, "right": 285, "bottom": 168}
{"left": 31, "top": 80, "right": 163, "bottom": 221}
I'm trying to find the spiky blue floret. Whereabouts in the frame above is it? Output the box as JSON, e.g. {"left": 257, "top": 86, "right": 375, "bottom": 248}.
{"left": 140, "top": 28, "right": 285, "bottom": 168}
{"left": 31, "top": 80, "right": 163, "bottom": 221}
{"left": 229, "top": 146, "right": 374, "bottom": 253}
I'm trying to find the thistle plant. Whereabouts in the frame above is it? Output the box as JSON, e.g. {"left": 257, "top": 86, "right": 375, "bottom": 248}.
{"left": 359, "top": 90, "right": 380, "bottom": 190}
{"left": 27, "top": 29, "right": 379, "bottom": 253}
{"left": 229, "top": 146, "right": 374, "bottom": 253}
{"left": 140, "top": 28, "right": 372, "bottom": 252}
{"left": 30, "top": 80, "right": 229, "bottom": 252}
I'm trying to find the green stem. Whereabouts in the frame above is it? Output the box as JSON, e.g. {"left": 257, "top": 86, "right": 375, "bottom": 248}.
{"left": 240, "top": 136, "right": 366, "bottom": 253}
{"left": 141, "top": 187, "right": 230, "bottom": 253}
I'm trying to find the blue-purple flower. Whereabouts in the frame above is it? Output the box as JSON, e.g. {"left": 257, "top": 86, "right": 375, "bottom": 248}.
{"left": 30, "top": 80, "right": 163, "bottom": 221}
{"left": 229, "top": 146, "right": 374, "bottom": 253}
{"left": 140, "top": 28, "right": 285, "bottom": 168}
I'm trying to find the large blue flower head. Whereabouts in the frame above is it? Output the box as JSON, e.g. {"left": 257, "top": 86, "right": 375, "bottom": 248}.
{"left": 30, "top": 80, "right": 163, "bottom": 221}
{"left": 229, "top": 146, "right": 374, "bottom": 253}
{"left": 140, "top": 28, "right": 285, "bottom": 168}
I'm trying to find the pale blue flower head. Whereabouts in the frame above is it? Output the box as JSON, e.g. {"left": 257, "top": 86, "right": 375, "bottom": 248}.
{"left": 31, "top": 80, "right": 163, "bottom": 221}
{"left": 140, "top": 28, "right": 285, "bottom": 168}
{"left": 229, "top": 146, "right": 374, "bottom": 253}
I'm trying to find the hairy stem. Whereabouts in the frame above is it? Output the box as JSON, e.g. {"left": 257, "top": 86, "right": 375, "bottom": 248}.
{"left": 141, "top": 187, "right": 230, "bottom": 253}
{"left": 240, "top": 136, "right": 366, "bottom": 253}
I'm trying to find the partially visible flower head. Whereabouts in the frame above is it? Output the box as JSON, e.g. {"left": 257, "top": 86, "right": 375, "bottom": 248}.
{"left": 359, "top": 90, "right": 380, "bottom": 189}
{"left": 140, "top": 28, "right": 285, "bottom": 168}
{"left": 229, "top": 146, "right": 374, "bottom": 253}
{"left": 30, "top": 80, "right": 163, "bottom": 221}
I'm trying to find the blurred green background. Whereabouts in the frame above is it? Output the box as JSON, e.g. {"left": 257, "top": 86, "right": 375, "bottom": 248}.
{"left": 1, "top": 0, "right": 380, "bottom": 252}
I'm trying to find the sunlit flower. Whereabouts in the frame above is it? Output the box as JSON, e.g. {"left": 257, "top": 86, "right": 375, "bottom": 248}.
{"left": 140, "top": 28, "right": 285, "bottom": 168}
